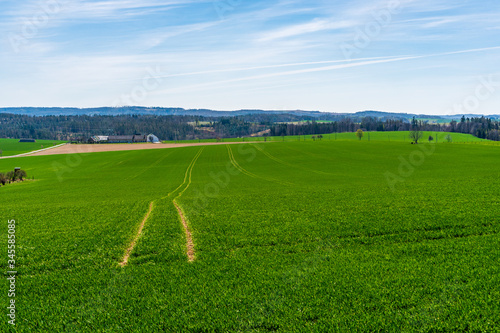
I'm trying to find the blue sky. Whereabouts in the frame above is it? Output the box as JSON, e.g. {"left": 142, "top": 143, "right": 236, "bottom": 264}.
{"left": 1, "top": 0, "right": 500, "bottom": 114}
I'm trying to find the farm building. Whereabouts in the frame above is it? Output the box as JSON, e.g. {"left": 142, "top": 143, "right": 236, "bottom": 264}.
{"left": 108, "top": 135, "right": 147, "bottom": 143}
{"left": 89, "top": 136, "right": 109, "bottom": 143}
{"left": 89, "top": 134, "right": 159, "bottom": 144}
{"left": 147, "top": 134, "right": 161, "bottom": 143}
{"left": 19, "top": 139, "right": 36, "bottom": 143}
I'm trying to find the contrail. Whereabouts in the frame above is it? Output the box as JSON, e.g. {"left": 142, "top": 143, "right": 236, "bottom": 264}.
{"left": 153, "top": 56, "right": 422, "bottom": 94}
{"left": 115, "top": 55, "right": 404, "bottom": 83}
{"left": 151, "top": 46, "right": 500, "bottom": 94}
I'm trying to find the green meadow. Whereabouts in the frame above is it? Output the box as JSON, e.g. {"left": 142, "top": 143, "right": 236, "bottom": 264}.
{"left": 0, "top": 139, "right": 65, "bottom": 157}
{"left": 163, "top": 131, "right": 491, "bottom": 144}
{"left": 0, "top": 134, "right": 499, "bottom": 331}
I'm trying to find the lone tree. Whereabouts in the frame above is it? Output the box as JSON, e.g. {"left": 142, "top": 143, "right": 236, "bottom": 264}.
{"left": 445, "top": 134, "right": 452, "bottom": 143}
{"left": 356, "top": 129, "right": 364, "bottom": 140}
{"left": 428, "top": 135, "right": 434, "bottom": 142}
{"left": 409, "top": 117, "right": 423, "bottom": 144}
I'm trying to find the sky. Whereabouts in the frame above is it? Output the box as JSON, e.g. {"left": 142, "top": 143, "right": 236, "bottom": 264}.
{"left": 1, "top": 0, "right": 500, "bottom": 115}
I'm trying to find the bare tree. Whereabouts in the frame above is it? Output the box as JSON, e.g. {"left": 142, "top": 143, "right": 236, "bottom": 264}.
{"left": 409, "top": 117, "right": 423, "bottom": 144}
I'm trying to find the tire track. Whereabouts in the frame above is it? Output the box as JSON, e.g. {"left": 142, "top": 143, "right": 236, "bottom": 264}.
{"left": 160, "top": 148, "right": 204, "bottom": 199}
{"left": 251, "top": 144, "right": 332, "bottom": 176}
{"left": 227, "top": 145, "right": 294, "bottom": 186}
{"left": 126, "top": 150, "right": 175, "bottom": 181}
{"left": 120, "top": 148, "right": 203, "bottom": 266}
{"left": 173, "top": 201, "right": 195, "bottom": 262}
{"left": 172, "top": 148, "right": 204, "bottom": 262}
{"left": 119, "top": 201, "right": 154, "bottom": 267}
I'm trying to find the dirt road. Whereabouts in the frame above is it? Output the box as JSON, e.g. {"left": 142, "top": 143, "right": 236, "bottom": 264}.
{"left": 9, "top": 142, "right": 249, "bottom": 157}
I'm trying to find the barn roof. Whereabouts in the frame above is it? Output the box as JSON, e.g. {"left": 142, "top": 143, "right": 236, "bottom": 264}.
{"left": 108, "top": 135, "right": 134, "bottom": 140}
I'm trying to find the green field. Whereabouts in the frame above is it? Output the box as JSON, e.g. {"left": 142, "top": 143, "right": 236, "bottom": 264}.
{"left": 1, "top": 136, "right": 499, "bottom": 331}
{"left": 164, "top": 131, "right": 492, "bottom": 144}
{"left": 0, "top": 139, "right": 65, "bottom": 157}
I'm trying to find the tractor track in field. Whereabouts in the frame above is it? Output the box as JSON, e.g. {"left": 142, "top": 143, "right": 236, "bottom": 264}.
{"left": 119, "top": 201, "right": 154, "bottom": 267}
{"left": 119, "top": 148, "right": 203, "bottom": 266}
{"left": 173, "top": 201, "right": 196, "bottom": 262}
{"left": 226, "top": 145, "right": 294, "bottom": 186}
{"left": 161, "top": 147, "right": 204, "bottom": 199}
{"left": 171, "top": 148, "right": 204, "bottom": 262}
{"left": 251, "top": 144, "right": 332, "bottom": 176}
{"left": 125, "top": 150, "right": 175, "bottom": 181}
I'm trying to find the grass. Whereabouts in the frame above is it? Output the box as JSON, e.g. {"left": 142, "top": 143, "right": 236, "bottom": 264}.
{"left": 163, "top": 131, "right": 492, "bottom": 144}
{"left": 0, "top": 139, "right": 66, "bottom": 157}
{"left": 0, "top": 137, "right": 499, "bottom": 331}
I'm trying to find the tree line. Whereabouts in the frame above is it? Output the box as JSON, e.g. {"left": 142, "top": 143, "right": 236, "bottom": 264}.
{"left": 269, "top": 116, "right": 500, "bottom": 141}
{"left": 0, "top": 114, "right": 267, "bottom": 141}
{"left": 0, "top": 113, "right": 498, "bottom": 142}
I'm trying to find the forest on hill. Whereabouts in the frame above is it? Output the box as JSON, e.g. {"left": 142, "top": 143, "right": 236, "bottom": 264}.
{"left": 0, "top": 113, "right": 498, "bottom": 142}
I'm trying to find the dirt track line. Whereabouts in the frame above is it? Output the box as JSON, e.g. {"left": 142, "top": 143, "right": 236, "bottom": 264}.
{"left": 21, "top": 141, "right": 248, "bottom": 157}
{"left": 161, "top": 148, "right": 204, "bottom": 200}
{"left": 119, "top": 201, "right": 154, "bottom": 267}
{"left": 177, "top": 148, "right": 204, "bottom": 198}
{"left": 252, "top": 144, "right": 332, "bottom": 176}
{"left": 120, "top": 148, "right": 202, "bottom": 266}
{"left": 126, "top": 150, "right": 175, "bottom": 181}
{"left": 172, "top": 148, "right": 204, "bottom": 262}
{"left": 227, "top": 145, "right": 294, "bottom": 186}
{"left": 227, "top": 145, "right": 258, "bottom": 179}
{"left": 173, "top": 201, "right": 195, "bottom": 262}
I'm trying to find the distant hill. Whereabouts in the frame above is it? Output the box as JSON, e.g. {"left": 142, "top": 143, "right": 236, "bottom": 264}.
{"left": 0, "top": 107, "right": 498, "bottom": 121}
{"left": 0, "top": 107, "right": 324, "bottom": 118}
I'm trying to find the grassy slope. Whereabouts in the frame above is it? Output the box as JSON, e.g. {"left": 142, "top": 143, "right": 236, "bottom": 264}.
{"left": 0, "top": 139, "right": 65, "bottom": 157}
{"left": 163, "top": 131, "right": 491, "bottom": 144}
{"left": 0, "top": 140, "right": 499, "bottom": 332}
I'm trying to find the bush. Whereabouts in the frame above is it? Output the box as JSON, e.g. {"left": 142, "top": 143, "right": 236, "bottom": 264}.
{"left": 15, "top": 169, "right": 27, "bottom": 181}
{"left": 1, "top": 169, "right": 28, "bottom": 185}
{"left": 6, "top": 171, "right": 14, "bottom": 182}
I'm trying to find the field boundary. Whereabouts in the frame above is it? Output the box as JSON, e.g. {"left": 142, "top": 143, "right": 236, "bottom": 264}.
{"left": 0, "top": 143, "right": 68, "bottom": 159}
{"left": 16, "top": 141, "right": 249, "bottom": 157}
{"left": 119, "top": 201, "right": 154, "bottom": 267}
